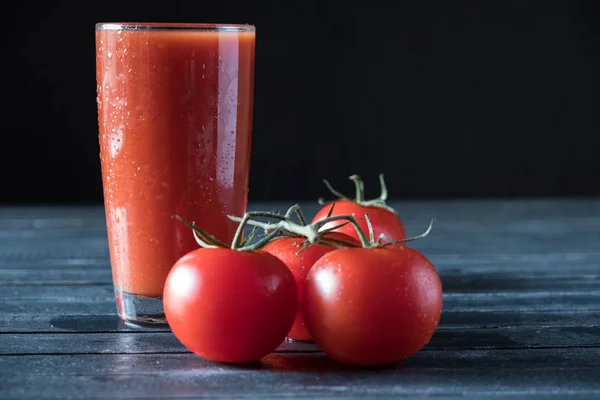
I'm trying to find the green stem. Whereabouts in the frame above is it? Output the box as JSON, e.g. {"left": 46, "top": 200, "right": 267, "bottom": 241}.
{"left": 349, "top": 175, "right": 365, "bottom": 203}
{"left": 402, "top": 218, "right": 435, "bottom": 242}
{"left": 320, "top": 174, "right": 396, "bottom": 213}
{"left": 364, "top": 213, "right": 375, "bottom": 244}
{"left": 171, "top": 215, "right": 228, "bottom": 248}
{"left": 228, "top": 215, "right": 279, "bottom": 232}
{"left": 232, "top": 210, "right": 288, "bottom": 222}
{"left": 312, "top": 214, "right": 370, "bottom": 247}
{"left": 192, "top": 230, "right": 220, "bottom": 248}
{"left": 378, "top": 173, "right": 388, "bottom": 202}
{"left": 322, "top": 179, "right": 351, "bottom": 201}
{"left": 381, "top": 218, "right": 436, "bottom": 246}
{"left": 240, "top": 225, "right": 259, "bottom": 248}
{"left": 284, "top": 204, "right": 307, "bottom": 225}
{"left": 230, "top": 213, "right": 250, "bottom": 250}
{"left": 242, "top": 228, "right": 282, "bottom": 251}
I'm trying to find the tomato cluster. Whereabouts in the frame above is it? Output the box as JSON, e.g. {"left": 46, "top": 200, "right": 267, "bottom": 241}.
{"left": 163, "top": 175, "right": 443, "bottom": 367}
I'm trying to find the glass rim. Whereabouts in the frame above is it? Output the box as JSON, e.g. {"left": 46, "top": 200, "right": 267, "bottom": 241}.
{"left": 95, "top": 22, "right": 255, "bottom": 32}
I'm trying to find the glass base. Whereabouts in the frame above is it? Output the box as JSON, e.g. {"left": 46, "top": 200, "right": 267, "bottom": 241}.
{"left": 278, "top": 338, "right": 320, "bottom": 352}
{"left": 285, "top": 337, "right": 315, "bottom": 344}
{"left": 114, "top": 287, "right": 167, "bottom": 325}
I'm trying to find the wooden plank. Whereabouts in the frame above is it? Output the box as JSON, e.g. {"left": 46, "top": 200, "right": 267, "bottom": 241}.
{"left": 0, "top": 269, "right": 112, "bottom": 285}
{"left": 0, "top": 246, "right": 109, "bottom": 265}
{"left": 0, "top": 200, "right": 599, "bottom": 260}
{"left": 0, "top": 200, "right": 598, "bottom": 233}
{"left": 2, "top": 308, "right": 599, "bottom": 334}
{"left": 1, "top": 251, "right": 599, "bottom": 286}
{"left": 0, "top": 314, "right": 170, "bottom": 333}
{"left": 2, "top": 284, "right": 599, "bottom": 312}
{"left": 0, "top": 310, "right": 595, "bottom": 335}
{"left": 1, "top": 349, "right": 599, "bottom": 399}
{"left": 1, "top": 325, "right": 600, "bottom": 356}
{"left": 3, "top": 251, "right": 600, "bottom": 271}
{"left": 3, "top": 251, "right": 600, "bottom": 272}
{"left": 3, "top": 270, "right": 600, "bottom": 293}
{"left": 440, "top": 309, "right": 600, "bottom": 329}
{"left": 2, "top": 265, "right": 600, "bottom": 290}
{"left": 0, "top": 222, "right": 579, "bottom": 256}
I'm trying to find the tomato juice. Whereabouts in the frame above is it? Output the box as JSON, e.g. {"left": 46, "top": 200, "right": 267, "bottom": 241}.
{"left": 96, "top": 23, "right": 255, "bottom": 321}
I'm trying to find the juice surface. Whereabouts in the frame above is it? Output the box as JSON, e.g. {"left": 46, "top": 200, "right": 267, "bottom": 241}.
{"left": 96, "top": 26, "right": 255, "bottom": 297}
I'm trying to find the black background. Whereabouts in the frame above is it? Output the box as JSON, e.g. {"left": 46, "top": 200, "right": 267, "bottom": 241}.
{"left": 4, "top": 0, "right": 599, "bottom": 205}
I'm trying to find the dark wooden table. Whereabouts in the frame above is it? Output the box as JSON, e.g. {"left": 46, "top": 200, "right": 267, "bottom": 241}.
{"left": 2, "top": 199, "right": 600, "bottom": 399}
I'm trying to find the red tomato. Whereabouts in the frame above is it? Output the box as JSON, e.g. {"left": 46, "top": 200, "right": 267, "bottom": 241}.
{"left": 312, "top": 201, "right": 406, "bottom": 244}
{"left": 262, "top": 232, "right": 359, "bottom": 341}
{"left": 302, "top": 246, "right": 443, "bottom": 366}
{"left": 163, "top": 247, "right": 297, "bottom": 363}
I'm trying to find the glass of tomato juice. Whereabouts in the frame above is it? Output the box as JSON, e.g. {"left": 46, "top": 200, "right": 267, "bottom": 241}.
{"left": 95, "top": 23, "right": 255, "bottom": 324}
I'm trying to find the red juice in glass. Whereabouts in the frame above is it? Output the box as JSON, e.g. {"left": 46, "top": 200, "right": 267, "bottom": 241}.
{"left": 95, "top": 23, "right": 255, "bottom": 324}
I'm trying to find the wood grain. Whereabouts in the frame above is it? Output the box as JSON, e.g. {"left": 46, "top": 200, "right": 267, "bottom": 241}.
{"left": 1, "top": 199, "right": 599, "bottom": 399}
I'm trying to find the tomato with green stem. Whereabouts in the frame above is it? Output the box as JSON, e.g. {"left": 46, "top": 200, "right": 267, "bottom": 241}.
{"left": 312, "top": 174, "right": 406, "bottom": 244}
{"left": 163, "top": 215, "right": 297, "bottom": 364}
{"left": 262, "top": 231, "right": 359, "bottom": 341}
{"left": 229, "top": 204, "right": 360, "bottom": 342}
{"left": 219, "top": 204, "right": 439, "bottom": 366}
{"left": 302, "top": 218, "right": 442, "bottom": 367}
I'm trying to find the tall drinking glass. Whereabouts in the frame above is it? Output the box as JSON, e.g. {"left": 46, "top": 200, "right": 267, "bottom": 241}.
{"left": 95, "top": 23, "right": 255, "bottom": 324}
